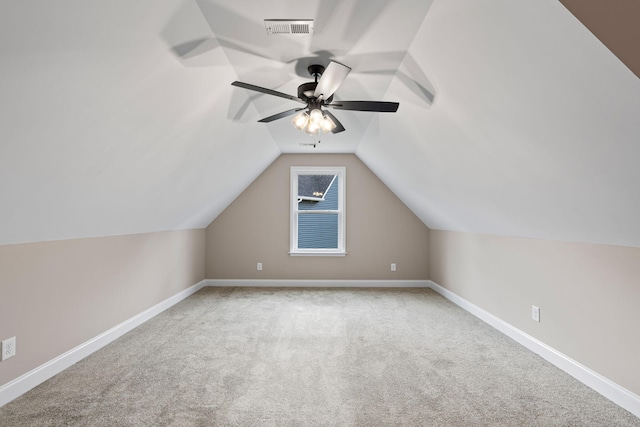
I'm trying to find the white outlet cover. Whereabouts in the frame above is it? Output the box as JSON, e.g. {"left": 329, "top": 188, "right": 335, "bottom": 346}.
{"left": 1, "top": 336, "right": 16, "bottom": 361}
{"left": 532, "top": 305, "right": 540, "bottom": 322}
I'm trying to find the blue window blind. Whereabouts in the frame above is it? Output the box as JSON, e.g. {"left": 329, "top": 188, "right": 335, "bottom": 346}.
{"left": 298, "top": 213, "right": 338, "bottom": 248}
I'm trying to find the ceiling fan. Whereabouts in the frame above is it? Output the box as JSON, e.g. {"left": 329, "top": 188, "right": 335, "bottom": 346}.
{"left": 231, "top": 61, "right": 399, "bottom": 135}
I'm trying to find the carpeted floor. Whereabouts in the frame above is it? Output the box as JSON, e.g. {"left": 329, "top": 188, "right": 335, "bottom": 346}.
{"left": 1, "top": 287, "right": 638, "bottom": 426}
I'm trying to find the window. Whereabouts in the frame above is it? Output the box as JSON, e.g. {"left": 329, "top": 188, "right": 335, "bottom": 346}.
{"left": 290, "top": 166, "right": 346, "bottom": 255}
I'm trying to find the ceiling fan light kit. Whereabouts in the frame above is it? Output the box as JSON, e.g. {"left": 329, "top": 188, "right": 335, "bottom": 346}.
{"left": 231, "top": 60, "right": 399, "bottom": 135}
{"left": 292, "top": 108, "right": 336, "bottom": 135}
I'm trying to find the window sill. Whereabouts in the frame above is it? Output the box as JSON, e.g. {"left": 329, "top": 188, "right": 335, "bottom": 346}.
{"left": 289, "top": 251, "right": 346, "bottom": 257}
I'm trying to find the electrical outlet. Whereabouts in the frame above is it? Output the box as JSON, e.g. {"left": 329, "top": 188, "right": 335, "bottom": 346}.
{"left": 532, "top": 305, "right": 540, "bottom": 322}
{"left": 257, "top": 262, "right": 262, "bottom": 271}
{"left": 390, "top": 263, "right": 397, "bottom": 272}
{"left": 1, "top": 336, "right": 16, "bottom": 361}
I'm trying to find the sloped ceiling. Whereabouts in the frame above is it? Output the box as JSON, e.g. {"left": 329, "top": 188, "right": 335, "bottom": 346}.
{"left": 1, "top": 0, "right": 639, "bottom": 248}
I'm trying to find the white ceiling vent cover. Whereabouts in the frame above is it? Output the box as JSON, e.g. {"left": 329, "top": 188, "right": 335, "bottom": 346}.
{"left": 264, "top": 19, "right": 313, "bottom": 36}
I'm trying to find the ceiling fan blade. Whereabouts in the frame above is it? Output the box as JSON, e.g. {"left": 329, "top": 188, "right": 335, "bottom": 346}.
{"left": 231, "top": 81, "right": 304, "bottom": 103}
{"left": 258, "top": 108, "right": 306, "bottom": 123}
{"left": 326, "top": 100, "right": 399, "bottom": 113}
{"left": 323, "top": 110, "right": 346, "bottom": 134}
{"left": 313, "top": 61, "right": 351, "bottom": 100}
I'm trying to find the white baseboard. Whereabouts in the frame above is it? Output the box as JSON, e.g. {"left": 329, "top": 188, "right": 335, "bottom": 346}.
{"left": 427, "top": 280, "right": 640, "bottom": 419}
{"left": 205, "top": 279, "right": 430, "bottom": 288}
{"left": 0, "top": 280, "right": 207, "bottom": 408}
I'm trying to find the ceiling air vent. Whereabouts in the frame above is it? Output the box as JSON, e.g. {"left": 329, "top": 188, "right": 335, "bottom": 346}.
{"left": 264, "top": 19, "right": 314, "bottom": 36}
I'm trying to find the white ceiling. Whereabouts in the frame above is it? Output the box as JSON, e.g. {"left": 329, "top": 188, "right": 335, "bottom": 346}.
{"left": 1, "top": 0, "right": 639, "bottom": 247}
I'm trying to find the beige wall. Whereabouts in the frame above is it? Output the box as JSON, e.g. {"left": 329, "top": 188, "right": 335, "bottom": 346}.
{"left": 206, "top": 154, "right": 430, "bottom": 280}
{"left": 429, "top": 230, "right": 640, "bottom": 396}
{"left": 0, "top": 229, "right": 206, "bottom": 387}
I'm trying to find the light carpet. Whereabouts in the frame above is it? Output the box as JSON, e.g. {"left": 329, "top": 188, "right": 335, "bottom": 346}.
{"left": 1, "top": 287, "right": 638, "bottom": 426}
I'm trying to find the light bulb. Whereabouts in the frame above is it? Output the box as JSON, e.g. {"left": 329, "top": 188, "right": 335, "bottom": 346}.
{"left": 320, "top": 114, "right": 336, "bottom": 133}
{"left": 309, "top": 109, "right": 323, "bottom": 125}
{"left": 304, "top": 108, "right": 323, "bottom": 134}
{"left": 305, "top": 121, "right": 320, "bottom": 134}
{"left": 292, "top": 111, "right": 309, "bottom": 130}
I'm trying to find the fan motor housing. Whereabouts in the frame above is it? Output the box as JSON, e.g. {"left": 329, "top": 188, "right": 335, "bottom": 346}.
{"left": 298, "top": 81, "right": 334, "bottom": 104}
{"left": 297, "top": 64, "right": 335, "bottom": 103}
{"left": 297, "top": 82, "right": 317, "bottom": 101}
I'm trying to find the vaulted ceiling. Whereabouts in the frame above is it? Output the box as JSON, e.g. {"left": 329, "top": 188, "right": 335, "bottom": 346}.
{"left": 1, "top": 0, "right": 639, "bottom": 247}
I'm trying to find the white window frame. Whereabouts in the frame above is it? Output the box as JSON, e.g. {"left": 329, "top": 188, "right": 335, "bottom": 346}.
{"left": 290, "top": 166, "right": 346, "bottom": 256}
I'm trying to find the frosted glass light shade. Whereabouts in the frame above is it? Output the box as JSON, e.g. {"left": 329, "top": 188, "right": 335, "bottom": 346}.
{"left": 320, "top": 114, "right": 336, "bottom": 133}
{"left": 292, "top": 111, "right": 309, "bottom": 130}
{"left": 305, "top": 109, "right": 323, "bottom": 134}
